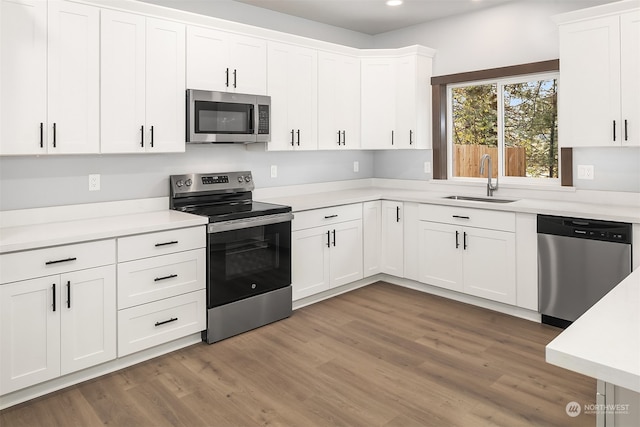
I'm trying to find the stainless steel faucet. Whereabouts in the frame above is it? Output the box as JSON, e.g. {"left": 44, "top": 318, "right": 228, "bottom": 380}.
{"left": 479, "top": 154, "right": 498, "bottom": 196}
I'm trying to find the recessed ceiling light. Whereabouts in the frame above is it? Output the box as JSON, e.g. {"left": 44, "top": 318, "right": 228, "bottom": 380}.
{"left": 386, "top": 0, "right": 403, "bottom": 6}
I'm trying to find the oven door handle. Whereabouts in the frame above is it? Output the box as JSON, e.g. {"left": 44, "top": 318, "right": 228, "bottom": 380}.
{"left": 208, "top": 212, "right": 294, "bottom": 233}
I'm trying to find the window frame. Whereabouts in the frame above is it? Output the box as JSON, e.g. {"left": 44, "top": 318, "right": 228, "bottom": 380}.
{"left": 446, "top": 71, "right": 560, "bottom": 185}
{"left": 431, "top": 59, "right": 573, "bottom": 187}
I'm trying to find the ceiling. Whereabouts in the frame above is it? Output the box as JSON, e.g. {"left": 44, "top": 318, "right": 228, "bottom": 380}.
{"left": 232, "top": 0, "right": 517, "bottom": 35}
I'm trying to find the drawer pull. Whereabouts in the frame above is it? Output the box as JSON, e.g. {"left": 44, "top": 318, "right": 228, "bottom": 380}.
{"left": 52, "top": 284, "right": 56, "bottom": 312}
{"left": 324, "top": 214, "right": 338, "bottom": 219}
{"left": 45, "top": 257, "right": 77, "bottom": 265}
{"left": 452, "top": 215, "right": 470, "bottom": 220}
{"left": 155, "top": 317, "right": 178, "bottom": 327}
{"left": 154, "top": 274, "right": 178, "bottom": 282}
{"left": 155, "top": 241, "right": 178, "bottom": 247}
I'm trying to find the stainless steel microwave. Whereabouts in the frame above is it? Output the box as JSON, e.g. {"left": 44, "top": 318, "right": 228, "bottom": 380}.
{"left": 186, "top": 89, "right": 271, "bottom": 143}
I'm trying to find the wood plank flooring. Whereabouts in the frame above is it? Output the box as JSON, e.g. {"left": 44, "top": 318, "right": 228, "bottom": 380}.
{"left": 1, "top": 282, "right": 596, "bottom": 426}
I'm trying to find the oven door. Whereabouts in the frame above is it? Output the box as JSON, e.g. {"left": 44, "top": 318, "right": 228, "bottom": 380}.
{"left": 207, "top": 215, "right": 292, "bottom": 307}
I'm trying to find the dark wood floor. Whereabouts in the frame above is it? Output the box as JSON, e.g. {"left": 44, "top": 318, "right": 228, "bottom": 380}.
{"left": 1, "top": 282, "right": 595, "bottom": 427}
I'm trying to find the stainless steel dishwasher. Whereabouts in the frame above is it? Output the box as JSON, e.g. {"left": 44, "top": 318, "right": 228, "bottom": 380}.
{"left": 538, "top": 215, "right": 632, "bottom": 328}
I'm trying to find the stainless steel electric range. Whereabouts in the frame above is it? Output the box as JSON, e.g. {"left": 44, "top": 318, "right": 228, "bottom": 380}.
{"left": 169, "top": 171, "right": 293, "bottom": 343}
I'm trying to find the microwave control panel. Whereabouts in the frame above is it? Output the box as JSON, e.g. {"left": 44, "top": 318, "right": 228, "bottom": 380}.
{"left": 258, "top": 105, "right": 270, "bottom": 134}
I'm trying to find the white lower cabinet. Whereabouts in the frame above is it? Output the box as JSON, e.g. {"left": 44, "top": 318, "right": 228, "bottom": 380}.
{"left": 291, "top": 204, "right": 363, "bottom": 300}
{"left": 418, "top": 205, "right": 517, "bottom": 305}
{"left": 381, "top": 201, "right": 404, "bottom": 276}
{"left": 362, "top": 200, "right": 381, "bottom": 277}
{"left": 118, "top": 289, "right": 206, "bottom": 357}
{"left": 116, "top": 226, "right": 206, "bottom": 356}
{"left": 0, "top": 263, "right": 116, "bottom": 395}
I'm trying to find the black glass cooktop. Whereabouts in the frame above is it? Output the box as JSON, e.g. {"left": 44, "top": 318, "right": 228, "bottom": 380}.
{"left": 183, "top": 201, "right": 291, "bottom": 223}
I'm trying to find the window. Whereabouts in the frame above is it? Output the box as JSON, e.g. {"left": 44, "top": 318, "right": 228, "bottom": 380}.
{"left": 448, "top": 73, "right": 558, "bottom": 183}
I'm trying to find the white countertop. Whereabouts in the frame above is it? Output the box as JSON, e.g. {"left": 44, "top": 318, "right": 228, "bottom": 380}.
{"left": 261, "top": 187, "right": 640, "bottom": 224}
{"left": 0, "top": 210, "right": 208, "bottom": 254}
{"left": 546, "top": 268, "right": 640, "bottom": 393}
{"left": 1, "top": 183, "right": 638, "bottom": 254}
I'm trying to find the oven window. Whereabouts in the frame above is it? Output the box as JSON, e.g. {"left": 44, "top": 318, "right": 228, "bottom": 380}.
{"left": 225, "top": 230, "right": 278, "bottom": 279}
{"left": 208, "top": 221, "right": 291, "bottom": 307}
{"left": 195, "top": 101, "right": 253, "bottom": 134}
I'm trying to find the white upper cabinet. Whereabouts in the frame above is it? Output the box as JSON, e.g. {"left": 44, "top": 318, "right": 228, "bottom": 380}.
{"left": 395, "top": 54, "right": 432, "bottom": 149}
{"left": 145, "top": 17, "right": 187, "bottom": 152}
{"left": 620, "top": 10, "right": 640, "bottom": 146}
{"left": 557, "top": 7, "right": 640, "bottom": 147}
{"left": 1, "top": 0, "right": 99, "bottom": 155}
{"left": 361, "top": 49, "right": 434, "bottom": 150}
{"left": 186, "top": 26, "right": 267, "bottom": 95}
{"left": 318, "top": 51, "right": 360, "bottom": 150}
{"left": 267, "top": 41, "right": 318, "bottom": 151}
{"left": 101, "top": 10, "right": 185, "bottom": 153}
{"left": 361, "top": 58, "right": 396, "bottom": 149}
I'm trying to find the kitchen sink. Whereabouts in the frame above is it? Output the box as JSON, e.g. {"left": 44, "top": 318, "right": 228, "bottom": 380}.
{"left": 444, "top": 195, "right": 518, "bottom": 203}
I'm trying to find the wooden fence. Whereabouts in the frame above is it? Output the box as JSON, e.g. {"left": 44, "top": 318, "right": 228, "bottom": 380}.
{"left": 453, "top": 145, "right": 526, "bottom": 177}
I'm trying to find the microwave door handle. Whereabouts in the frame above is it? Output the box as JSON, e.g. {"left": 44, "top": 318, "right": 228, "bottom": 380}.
{"left": 250, "top": 105, "right": 256, "bottom": 135}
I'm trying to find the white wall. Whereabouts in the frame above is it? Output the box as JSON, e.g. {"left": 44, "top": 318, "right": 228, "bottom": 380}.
{"left": 372, "top": 0, "right": 616, "bottom": 75}
{"left": 0, "top": 146, "right": 374, "bottom": 211}
{"left": 136, "top": 0, "right": 373, "bottom": 48}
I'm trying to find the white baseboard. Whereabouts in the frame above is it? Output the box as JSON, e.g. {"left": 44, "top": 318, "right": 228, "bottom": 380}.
{"left": 293, "top": 274, "right": 540, "bottom": 323}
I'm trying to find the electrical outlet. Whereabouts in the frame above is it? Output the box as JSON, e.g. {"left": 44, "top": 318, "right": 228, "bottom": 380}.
{"left": 577, "top": 165, "right": 594, "bottom": 180}
{"left": 353, "top": 161, "right": 359, "bottom": 173}
{"left": 89, "top": 174, "right": 101, "bottom": 191}
{"left": 270, "top": 165, "right": 278, "bottom": 178}
{"left": 424, "top": 161, "right": 431, "bottom": 174}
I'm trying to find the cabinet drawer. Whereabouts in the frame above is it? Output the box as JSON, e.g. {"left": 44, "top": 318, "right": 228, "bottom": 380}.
{"left": 118, "top": 249, "right": 206, "bottom": 309}
{"left": 418, "top": 204, "right": 515, "bottom": 232}
{"left": 117, "top": 289, "right": 206, "bottom": 357}
{"left": 117, "top": 226, "right": 205, "bottom": 262}
{"left": 292, "top": 203, "right": 362, "bottom": 231}
{"left": 0, "top": 240, "right": 115, "bottom": 284}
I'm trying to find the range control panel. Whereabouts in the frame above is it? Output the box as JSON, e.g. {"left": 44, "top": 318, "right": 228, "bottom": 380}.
{"left": 170, "top": 171, "right": 254, "bottom": 195}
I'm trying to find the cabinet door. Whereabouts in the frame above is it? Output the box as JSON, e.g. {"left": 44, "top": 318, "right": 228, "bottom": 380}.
{"left": 318, "top": 52, "right": 360, "bottom": 149}
{"left": 100, "top": 9, "right": 146, "bottom": 153}
{"left": 229, "top": 34, "right": 267, "bottom": 95}
{"left": 186, "top": 26, "right": 229, "bottom": 91}
{"left": 0, "top": 276, "right": 61, "bottom": 394}
{"left": 418, "top": 222, "right": 463, "bottom": 292}
{"left": 381, "top": 201, "right": 404, "bottom": 276}
{"left": 60, "top": 265, "right": 116, "bottom": 375}
{"left": 621, "top": 11, "right": 640, "bottom": 146}
{"left": 145, "top": 18, "right": 185, "bottom": 153}
{"left": 330, "top": 220, "right": 363, "bottom": 288}
{"left": 267, "top": 42, "right": 317, "bottom": 151}
{"left": 291, "top": 227, "right": 330, "bottom": 300}
{"left": 395, "top": 55, "right": 417, "bottom": 149}
{"left": 462, "top": 227, "right": 516, "bottom": 305}
{"left": 403, "top": 202, "right": 420, "bottom": 281}
{"left": 362, "top": 200, "right": 381, "bottom": 277}
{"left": 0, "top": 0, "right": 47, "bottom": 155}
{"left": 47, "top": 1, "right": 99, "bottom": 154}
{"left": 559, "top": 16, "right": 621, "bottom": 147}
{"left": 361, "top": 58, "right": 396, "bottom": 149}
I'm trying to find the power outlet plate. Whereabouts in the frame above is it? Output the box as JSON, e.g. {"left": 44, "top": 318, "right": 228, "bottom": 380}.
{"left": 424, "top": 161, "right": 431, "bottom": 174}
{"left": 270, "top": 165, "right": 278, "bottom": 178}
{"left": 353, "top": 161, "right": 359, "bottom": 173}
{"left": 577, "top": 165, "right": 594, "bottom": 180}
{"left": 89, "top": 174, "right": 101, "bottom": 191}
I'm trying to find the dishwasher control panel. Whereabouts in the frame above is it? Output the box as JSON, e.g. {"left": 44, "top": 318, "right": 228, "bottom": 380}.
{"left": 538, "top": 215, "right": 631, "bottom": 244}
